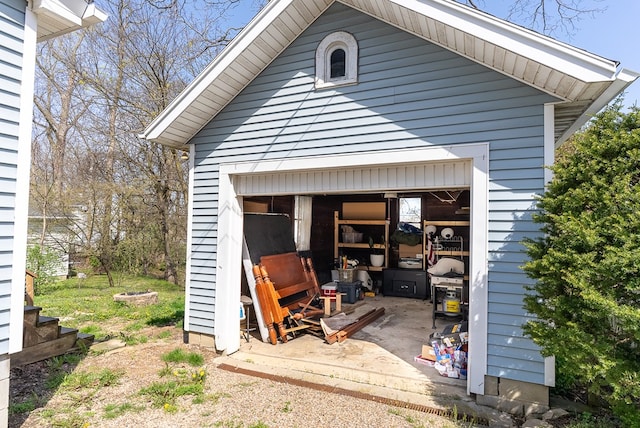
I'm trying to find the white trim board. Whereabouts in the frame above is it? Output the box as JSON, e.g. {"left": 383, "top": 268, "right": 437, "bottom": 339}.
{"left": 213, "top": 144, "right": 490, "bottom": 396}
{"left": 183, "top": 145, "right": 195, "bottom": 331}
{"left": 10, "top": 9, "right": 39, "bottom": 355}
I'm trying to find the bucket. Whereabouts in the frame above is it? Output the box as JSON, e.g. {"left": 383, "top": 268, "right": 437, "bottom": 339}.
{"left": 356, "top": 270, "right": 373, "bottom": 290}
{"left": 443, "top": 290, "right": 460, "bottom": 315}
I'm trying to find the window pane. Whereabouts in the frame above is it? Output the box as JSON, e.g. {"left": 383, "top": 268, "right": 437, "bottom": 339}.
{"left": 330, "top": 49, "right": 346, "bottom": 78}
{"left": 399, "top": 197, "right": 421, "bottom": 228}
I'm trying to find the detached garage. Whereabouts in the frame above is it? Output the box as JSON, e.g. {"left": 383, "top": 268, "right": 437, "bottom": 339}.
{"left": 140, "top": 0, "right": 637, "bottom": 409}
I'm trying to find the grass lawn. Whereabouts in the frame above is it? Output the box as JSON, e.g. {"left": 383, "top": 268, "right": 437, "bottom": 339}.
{"left": 24, "top": 274, "right": 625, "bottom": 428}
{"left": 33, "top": 274, "right": 185, "bottom": 343}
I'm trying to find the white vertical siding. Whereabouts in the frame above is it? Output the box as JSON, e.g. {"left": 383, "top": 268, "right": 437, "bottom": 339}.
{"left": 188, "top": 3, "right": 558, "bottom": 385}
{"left": 234, "top": 160, "right": 471, "bottom": 195}
{"left": 0, "top": 0, "right": 26, "bottom": 356}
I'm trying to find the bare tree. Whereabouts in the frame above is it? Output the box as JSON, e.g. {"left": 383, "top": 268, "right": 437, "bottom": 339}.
{"left": 457, "top": 0, "right": 606, "bottom": 36}
{"left": 30, "top": 0, "right": 237, "bottom": 285}
{"left": 30, "top": 0, "right": 606, "bottom": 286}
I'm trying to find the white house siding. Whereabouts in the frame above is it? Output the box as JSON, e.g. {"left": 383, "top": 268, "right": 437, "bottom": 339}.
{"left": 0, "top": 0, "right": 26, "bottom": 356}
{"left": 188, "top": 3, "right": 557, "bottom": 385}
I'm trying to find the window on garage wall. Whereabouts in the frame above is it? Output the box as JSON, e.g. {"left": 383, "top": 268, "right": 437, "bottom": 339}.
{"left": 399, "top": 196, "right": 421, "bottom": 230}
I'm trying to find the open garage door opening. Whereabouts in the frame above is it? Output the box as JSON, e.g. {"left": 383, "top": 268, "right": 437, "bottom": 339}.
{"left": 215, "top": 145, "right": 489, "bottom": 395}
{"left": 240, "top": 190, "right": 473, "bottom": 384}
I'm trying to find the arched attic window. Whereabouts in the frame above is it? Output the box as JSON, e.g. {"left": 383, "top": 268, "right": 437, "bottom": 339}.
{"left": 315, "top": 31, "right": 358, "bottom": 89}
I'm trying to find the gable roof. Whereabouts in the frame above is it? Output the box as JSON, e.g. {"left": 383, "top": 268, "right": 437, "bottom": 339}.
{"left": 140, "top": 0, "right": 638, "bottom": 149}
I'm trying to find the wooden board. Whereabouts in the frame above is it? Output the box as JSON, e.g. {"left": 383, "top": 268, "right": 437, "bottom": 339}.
{"left": 260, "top": 252, "right": 318, "bottom": 311}
{"left": 260, "top": 252, "right": 308, "bottom": 288}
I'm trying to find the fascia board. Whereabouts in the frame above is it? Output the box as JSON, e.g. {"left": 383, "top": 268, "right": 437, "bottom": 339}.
{"left": 32, "top": 0, "right": 83, "bottom": 27}
{"left": 391, "top": 0, "right": 619, "bottom": 82}
{"left": 82, "top": 3, "right": 108, "bottom": 26}
{"left": 555, "top": 68, "right": 640, "bottom": 147}
{"left": 32, "top": 0, "right": 106, "bottom": 41}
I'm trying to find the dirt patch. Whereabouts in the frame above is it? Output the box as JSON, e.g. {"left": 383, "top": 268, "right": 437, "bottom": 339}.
{"left": 8, "top": 326, "right": 467, "bottom": 428}
{"left": 9, "top": 326, "right": 191, "bottom": 427}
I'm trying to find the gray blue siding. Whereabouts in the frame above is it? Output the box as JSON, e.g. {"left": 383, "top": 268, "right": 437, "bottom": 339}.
{"left": 189, "top": 3, "right": 557, "bottom": 385}
{"left": 0, "top": 0, "right": 26, "bottom": 355}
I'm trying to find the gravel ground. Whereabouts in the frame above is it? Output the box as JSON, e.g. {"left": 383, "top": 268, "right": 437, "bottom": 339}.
{"left": 9, "top": 327, "right": 469, "bottom": 428}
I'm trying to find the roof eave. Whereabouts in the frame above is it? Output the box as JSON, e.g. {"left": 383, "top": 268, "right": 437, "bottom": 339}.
{"left": 346, "top": 0, "right": 619, "bottom": 82}
{"left": 140, "top": 0, "right": 317, "bottom": 145}
{"left": 555, "top": 68, "right": 640, "bottom": 147}
{"left": 140, "top": 0, "right": 633, "bottom": 148}
{"left": 33, "top": 0, "right": 107, "bottom": 42}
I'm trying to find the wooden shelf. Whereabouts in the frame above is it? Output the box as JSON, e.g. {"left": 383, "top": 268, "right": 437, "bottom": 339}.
{"left": 335, "top": 211, "right": 390, "bottom": 269}
{"left": 357, "top": 265, "right": 384, "bottom": 272}
{"left": 336, "top": 218, "right": 388, "bottom": 226}
{"left": 434, "top": 250, "right": 470, "bottom": 257}
{"left": 337, "top": 243, "right": 386, "bottom": 250}
{"left": 424, "top": 220, "right": 470, "bottom": 226}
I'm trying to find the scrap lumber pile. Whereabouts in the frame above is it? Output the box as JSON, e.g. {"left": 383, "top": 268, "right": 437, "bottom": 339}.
{"left": 321, "top": 307, "right": 385, "bottom": 344}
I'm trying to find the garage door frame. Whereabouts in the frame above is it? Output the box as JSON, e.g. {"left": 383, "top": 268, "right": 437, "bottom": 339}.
{"left": 215, "top": 143, "right": 489, "bottom": 395}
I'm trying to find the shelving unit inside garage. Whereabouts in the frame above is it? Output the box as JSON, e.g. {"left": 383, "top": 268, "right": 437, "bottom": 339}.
{"left": 334, "top": 210, "right": 390, "bottom": 271}
{"left": 424, "top": 220, "right": 470, "bottom": 328}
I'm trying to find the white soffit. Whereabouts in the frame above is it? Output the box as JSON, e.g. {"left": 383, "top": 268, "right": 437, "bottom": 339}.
{"left": 32, "top": 0, "right": 108, "bottom": 42}
{"left": 141, "top": 0, "right": 638, "bottom": 148}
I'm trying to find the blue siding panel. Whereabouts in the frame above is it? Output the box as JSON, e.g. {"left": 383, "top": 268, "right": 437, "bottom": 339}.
{"left": 187, "top": 3, "right": 555, "bottom": 385}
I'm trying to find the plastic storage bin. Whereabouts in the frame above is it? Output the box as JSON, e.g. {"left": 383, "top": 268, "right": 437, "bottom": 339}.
{"left": 337, "top": 268, "right": 355, "bottom": 282}
{"left": 337, "top": 281, "right": 362, "bottom": 304}
{"left": 342, "top": 232, "right": 363, "bottom": 243}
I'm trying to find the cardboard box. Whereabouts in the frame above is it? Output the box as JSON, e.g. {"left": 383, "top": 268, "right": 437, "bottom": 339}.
{"left": 414, "top": 355, "right": 435, "bottom": 366}
{"left": 243, "top": 201, "right": 269, "bottom": 213}
{"left": 421, "top": 345, "right": 437, "bottom": 361}
{"left": 342, "top": 202, "right": 386, "bottom": 220}
{"left": 399, "top": 244, "right": 422, "bottom": 258}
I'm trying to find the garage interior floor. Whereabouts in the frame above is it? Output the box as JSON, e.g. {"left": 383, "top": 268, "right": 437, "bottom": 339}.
{"left": 215, "top": 294, "right": 504, "bottom": 421}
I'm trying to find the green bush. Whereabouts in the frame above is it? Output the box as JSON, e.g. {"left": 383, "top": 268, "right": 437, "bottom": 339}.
{"left": 26, "top": 245, "right": 62, "bottom": 295}
{"left": 522, "top": 102, "right": 640, "bottom": 424}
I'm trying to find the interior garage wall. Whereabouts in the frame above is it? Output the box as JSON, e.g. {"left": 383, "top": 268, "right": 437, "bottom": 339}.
{"left": 188, "top": 3, "right": 557, "bottom": 384}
